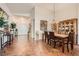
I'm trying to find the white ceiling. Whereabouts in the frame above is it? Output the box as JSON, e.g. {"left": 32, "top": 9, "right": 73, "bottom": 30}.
{"left": 6, "top": 3, "right": 34, "bottom": 14}
{"left": 6, "top": 3, "right": 77, "bottom": 15}
{"left": 6, "top": 3, "right": 54, "bottom": 15}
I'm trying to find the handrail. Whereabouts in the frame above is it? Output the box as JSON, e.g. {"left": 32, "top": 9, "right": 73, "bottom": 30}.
{"left": 0, "top": 32, "right": 13, "bottom": 50}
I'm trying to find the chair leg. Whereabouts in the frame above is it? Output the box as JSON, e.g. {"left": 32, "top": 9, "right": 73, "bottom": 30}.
{"left": 67, "top": 44, "right": 69, "bottom": 52}
{"left": 71, "top": 44, "right": 73, "bottom": 50}
{"left": 49, "top": 40, "right": 51, "bottom": 45}
{"left": 54, "top": 41, "right": 56, "bottom": 48}
{"left": 47, "top": 39, "right": 49, "bottom": 44}
{"left": 45, "top": 36, "right": 47, "bottom": 42}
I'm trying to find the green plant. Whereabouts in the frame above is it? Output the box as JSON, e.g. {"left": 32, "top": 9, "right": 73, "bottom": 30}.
{"left": 10, "top": 22, "right": 16, "bottom": 29}
{"left": 0, "top": 17, "right": 7, "bottom": 28}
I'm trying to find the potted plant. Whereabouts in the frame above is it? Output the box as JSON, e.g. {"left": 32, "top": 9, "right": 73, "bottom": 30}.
{"left": 10, "top": 22, "right": 16, "bottom": 30}
{"left": 10, "top": 22, "right": 16, "bottom": 36}
{"left": 0, "top": 17, "right": 8, "bottom": 38}
{"left": 0, "top": 17, "right": 7, "bottom": 30}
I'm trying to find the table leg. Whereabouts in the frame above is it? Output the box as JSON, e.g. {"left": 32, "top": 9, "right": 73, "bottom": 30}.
{"left": 62, "top": 39, "right": 64, "bottom": 53}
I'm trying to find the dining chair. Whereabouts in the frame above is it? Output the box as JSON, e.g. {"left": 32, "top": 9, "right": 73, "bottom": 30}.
{"left": 59, "top": 31, "right": 74, "bottom": 52}
{"left": 42, "top": 33, "right": 44, "bottom": 41}
{"left": 44, "top": 31, "right": 49, "bottom": 43}
{"left": 66, "top": 31, "right": 74, "bottom": 52}
{"left": 48, "top": 32, "right": 59, "bottom": 48}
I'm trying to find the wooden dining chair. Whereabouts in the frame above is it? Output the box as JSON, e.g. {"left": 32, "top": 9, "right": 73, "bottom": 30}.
{"left": 44, "top": 31, "right": 49, "bottom": 43}
{"left": 48, "top": 32, "right": 59, "bottom": 48}
{"left": 42, "top": 33, "right": 44, "bottom": 41}
{"left": 66, "top": 31, "right": 74, "bottom": 52}
{"left": 48, "top": 32, "right": 54, "bottom": 45}
{"left": 59, "top": 31, "right": 74, "bottom": 52}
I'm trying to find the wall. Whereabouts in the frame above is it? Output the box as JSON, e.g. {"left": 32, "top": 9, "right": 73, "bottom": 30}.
{"left": 55, "top": 3, "right": 77, "bottom": 22}
{"left": 78, "top": 4, "right": 79, "bottom": 44}
{"left": 35, "top": 5, "right": 54, "bottom": 40}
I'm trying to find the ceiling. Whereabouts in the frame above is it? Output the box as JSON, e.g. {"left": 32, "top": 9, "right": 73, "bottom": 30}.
{"left": 6, "top": 3, "right": 54, "bottom": 16}
{"left": 6, "top": 3, "right": 77, "bottom": 16}
{"left": 6, "top": 3, "right": 34, "bottom": 14}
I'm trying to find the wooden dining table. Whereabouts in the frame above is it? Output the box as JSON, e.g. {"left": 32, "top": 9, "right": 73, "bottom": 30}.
{"left": 54, "top": 33, "right": 68, "bottom": 53}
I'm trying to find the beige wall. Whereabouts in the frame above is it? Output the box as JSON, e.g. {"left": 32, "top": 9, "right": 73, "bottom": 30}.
{"left": 35, "top": 5, "right": 54, "bottom": 40}
{"left": 78, "top": 4, "right": 79, "bottom": 44}
{"left": 55, "top": 3, "right": 77, "bottom": 22}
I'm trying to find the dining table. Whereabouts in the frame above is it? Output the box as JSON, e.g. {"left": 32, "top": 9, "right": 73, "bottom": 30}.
{"left": 54, "top": 33, "right": 68, "bottom": 53}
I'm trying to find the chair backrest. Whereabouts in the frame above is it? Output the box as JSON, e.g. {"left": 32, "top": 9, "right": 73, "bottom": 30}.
{"left": 68, "top": 32, "right": 74, "bottom": 43}
{"left": 44, "top": 31, "right": 48, "bottom": 37}
{"left": 49, "top": 32, "right": 54, "bottom": 39}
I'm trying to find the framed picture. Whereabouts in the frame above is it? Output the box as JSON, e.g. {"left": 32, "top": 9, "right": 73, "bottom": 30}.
{"left": 40, "top": 20, "right": 47, "bottom": 31}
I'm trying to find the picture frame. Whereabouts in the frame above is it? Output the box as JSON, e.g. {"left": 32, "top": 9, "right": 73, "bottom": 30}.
{"left": 40, "top": 20, "right": 47, "bottom": 31}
